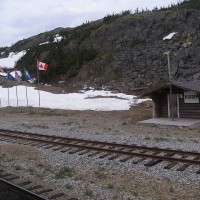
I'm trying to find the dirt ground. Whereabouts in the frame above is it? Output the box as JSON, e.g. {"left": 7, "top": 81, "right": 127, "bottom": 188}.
{"left": 0, "top": 104, "right": 199, "bottom": 139}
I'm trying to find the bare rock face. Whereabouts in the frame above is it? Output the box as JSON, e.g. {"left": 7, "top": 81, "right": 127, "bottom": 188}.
{"left": 113, "top": 10, "right": 200, "bottom": 90}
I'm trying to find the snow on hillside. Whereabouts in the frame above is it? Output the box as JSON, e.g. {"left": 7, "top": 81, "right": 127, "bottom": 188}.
{"left": 0, "top": 51, "right": 26, "bottom": 68}
{"left": 54, "top": 34, "right": 62, "bottom": 42}
{"left": 0, "top": 86, "right": 149, "bottom": 111}
{"left": 39, "top": 42, "right": 49, "bottom": 45}
{"left": 0, "top": 72, "right": 7, "bottom": 77}
{"left": 163, "top": 32, "right": 176, "bottom": 40}
{"left": 0, "top": 34, "right": 63, "bottom": 68}
{"left": 39, "top": 34, "right": 63, "bottom": 45}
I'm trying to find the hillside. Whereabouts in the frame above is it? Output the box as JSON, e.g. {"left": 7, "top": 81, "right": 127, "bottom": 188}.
{"left": 0, "top": 0, "right": 200, "bottom": 93}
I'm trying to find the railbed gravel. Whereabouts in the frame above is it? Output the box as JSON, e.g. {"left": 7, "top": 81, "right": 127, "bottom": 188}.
{"left": 0, "top": 107, "right": 200, "bottom": 200}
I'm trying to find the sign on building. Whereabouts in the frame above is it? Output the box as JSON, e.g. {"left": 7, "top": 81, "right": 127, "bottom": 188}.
{"left": 184, "top": 91, "right": 199, "bottom": 103}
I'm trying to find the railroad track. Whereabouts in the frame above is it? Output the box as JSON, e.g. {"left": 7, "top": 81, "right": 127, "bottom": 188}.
{"left": 0, "top": 129, "right": 200, "bottom": 173}
{"left": 0, "top": 169, "right": 66, "bottom": 200}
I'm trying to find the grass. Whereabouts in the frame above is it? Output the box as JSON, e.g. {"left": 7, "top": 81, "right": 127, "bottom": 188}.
{"left": 55, "top": 167, "right": 75, "bottom": 179}
{"left": 65, "top": 184, "right": 73, "bottom": 189}
{"left": 0, "top": 154, "right": 14, "bottom": 165}
{"left": 37, "top": 163, "right": 45, "bottom": 168}
{"left": 192, "top": 139, "right": 199, "bottom": 143}
{"left": 28, "top": 167, "right": 35, "bottom": 173}
{"left": 144, "top": 136, "right": 151, "bottom": 140}
{"left": 19, "top": 123, "right": 32, "bottom": 129}
{"left": 61, "top": 121, "right": 74, "bottom": 126}
{"left": 69, "top": 127, "right": 75, "bottom": 131}
{"left": 94, "top": 169, "right": 107, "bottom": 179}
{"left": 2, "top": 107, "right": 27, "bottom": 114}
{"left": 144, "top": 136, "right": 170, "bottom": 141}
{"left": 154, "top": 136, "right": 169, "bottom": 142}
{"left": 14, "top": 165, "right": 23, "bottom": 171}
{"left": 82, "top": 119, "right": 87, "bottom": 123}
{"left": 27, "top": 109, "right": 65, "bottom": 116}
{"left": 83, "top": 187, "right": 93, "bottom": 197}
{"left": 177, "top": 138, "right": 184, "bottom": 142}
{"left": 107, "top": 182, "right": 114, "bottom": 189}
{"left": 75, "top": 175, "right": 86, "bottom": 181}
{"left": 35, "top": 165, "right": 52, "bottom": 179}
{"left": 0, "top": 154, "right": 6, "bottom": 162}
{"left": 32, "top": 164, "right": 54, "bottom": 177}
{"left": 19, "top": 123, "right": 49, "bottom": 129}
{"left": 130, "top": 190, "right": 139, "bottom": 197}
{"left": 32, "top": 124, "right": 49, "bottom": 129}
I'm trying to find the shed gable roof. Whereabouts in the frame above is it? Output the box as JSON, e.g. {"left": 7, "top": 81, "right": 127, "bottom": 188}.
{"left": 141, "top": 80, "right": 200, "bottom": 97}
{"left": 173, "top": 80, "right": 200, "bottom": 93}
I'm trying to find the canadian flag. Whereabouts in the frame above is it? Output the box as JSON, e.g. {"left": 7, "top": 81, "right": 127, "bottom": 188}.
{"left": 37, "top": 60, "right": 48, "bottom": 71}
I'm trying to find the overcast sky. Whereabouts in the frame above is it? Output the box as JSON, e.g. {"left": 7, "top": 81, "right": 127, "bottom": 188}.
{"left": 0, "top": 0, "right": 180, "bottom": 47}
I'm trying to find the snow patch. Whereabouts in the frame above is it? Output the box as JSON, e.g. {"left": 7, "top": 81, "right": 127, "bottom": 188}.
{"left": 39, "top": 34, "right": 63, "bottom": 45}
{"left": 54, "top": 34, "right": 62, "bottom": 42}
{"left": 39, "top": 41, "right": 49, "bottom": 45}
{"left": 0, "top": 72, "right": 7, "bottom": 77}
{"left": 0, "top": 51, "right": 26, "bottom": 68}
{"left": 0, "top": 86, "right": 150, "bottom": 111}
{"left": 163, "top": 32, "right": 176, "bottom": 40}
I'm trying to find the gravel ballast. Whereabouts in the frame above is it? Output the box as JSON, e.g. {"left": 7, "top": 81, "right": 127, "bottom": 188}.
{"left": 0, "top": 106, "right": 200, "bottom": 200}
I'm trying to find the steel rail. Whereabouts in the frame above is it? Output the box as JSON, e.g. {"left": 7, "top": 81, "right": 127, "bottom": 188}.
{"left": 0, "top": 128, "right": 200, "bottom": 157}
{"left": 0, "top": 177, "right": 48, "bottom": 200}
{"left": 1, "top": 131, "right": 200, "bottom": 166}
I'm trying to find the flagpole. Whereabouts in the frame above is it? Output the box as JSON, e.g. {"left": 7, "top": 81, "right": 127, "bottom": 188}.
{"left": 37, "top": 59, "right": 41, "bottom": 107}
{"left": 37, "top": 63, "right": 40, "bottom": 85}
{"left": 38, "top": 90, "right": 41, "bottom": 107}
{"left": 0, "top": 94, "right": 1, "bottom": 107}
{"left": 16, "top": 86, "right": 18, "bottom": 107}
{"left": 7, "top": 88, "right": 10, "bottom": 106}
{"left": 26, "top": 86, "right": 28, "bottom": 107}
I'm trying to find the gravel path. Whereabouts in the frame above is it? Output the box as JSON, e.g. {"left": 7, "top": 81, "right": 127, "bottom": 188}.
{"left": 0, "top": 106, "right": 200, "bottom": 200}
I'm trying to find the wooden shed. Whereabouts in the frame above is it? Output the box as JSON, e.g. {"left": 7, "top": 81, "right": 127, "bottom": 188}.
{"left": 141, "top": 80, "right": 200, "bottom": 119}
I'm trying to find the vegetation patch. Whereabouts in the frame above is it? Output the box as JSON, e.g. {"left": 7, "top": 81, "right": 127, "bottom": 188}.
{"left": 19, "top": 123, "right": 49, "bottom": 129}
{"left": 94, "top": 169, "right": 107, "bottom": 179}
{"left": 61, "top": 121, "right": 75, "bottom": 126}
{"left": 55, "top": 167, "right": 75, "bottom": 179}
{"left": 14, "top": 165, "right": 23, "bottom": 171}
{"left": 154, "top": 136, "right": 169, "bottom": 142}
{"left": 107, "top": 182, "right": 114, "bottom": 189}
{"left": 83, "top": 187, "right": 93, "bottom": 197}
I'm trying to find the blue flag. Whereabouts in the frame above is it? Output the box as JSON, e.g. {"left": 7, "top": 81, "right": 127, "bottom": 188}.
{"left": 7, "top": 72, "right": 15, "bottom": 81}
{"left": 25, "top": 69, "right": 32, "bottom": 81}
{"left": 15, "top": 71, "right": 22, "bottom": 82}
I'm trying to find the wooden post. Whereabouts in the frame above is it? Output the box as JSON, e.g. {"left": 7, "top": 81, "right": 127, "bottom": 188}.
{"left": 37, "top": 59, "right": 41, "bottom": 107}
{"left": 16, "top": 86, "right": 19, "bottom": 107}
{"left": 38, "top": 90, "right": 40, "bottom": 107}
{"left": 7, "top": 88, "right": 10, "bottom": 106}
{"left": 152, "top": 102, "right": 156, "bottom": 118}
{"left": 25, "top": 86, "right": 28, "bottom": 106}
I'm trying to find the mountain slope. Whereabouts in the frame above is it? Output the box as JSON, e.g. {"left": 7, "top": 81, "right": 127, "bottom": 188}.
{"left": 0, "top": 1, "right": 200, "bottom": 93}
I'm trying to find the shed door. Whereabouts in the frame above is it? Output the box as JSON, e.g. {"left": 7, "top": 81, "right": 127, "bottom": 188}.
{"left": 168, "top": 94, "right": 179, "bottom": 118}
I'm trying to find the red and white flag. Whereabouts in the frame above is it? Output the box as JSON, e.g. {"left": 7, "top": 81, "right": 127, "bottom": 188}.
{"left": 37, "top": 60, "right": 48, "bottom": 71}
